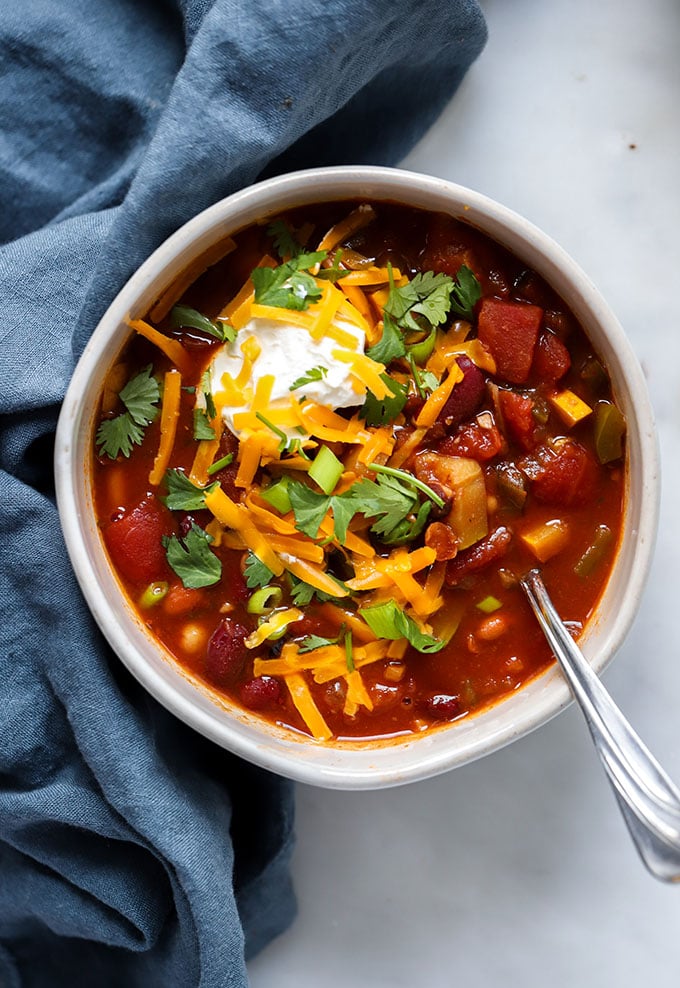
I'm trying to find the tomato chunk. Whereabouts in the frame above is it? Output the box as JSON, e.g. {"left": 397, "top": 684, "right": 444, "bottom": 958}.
{"left": 530, "top": 441, "right": 598, "bottom": 506}
{"left": 104, "top": 498, "right": 173, "bottom": 584}
{"left": 532, "top": 331, "right": 571, "bottom": 382}
{"left": 498, "top": 390, "right": 537, "bottom": 451}
{"left": 477, "top": 298, "right": 543, "bottom": 384}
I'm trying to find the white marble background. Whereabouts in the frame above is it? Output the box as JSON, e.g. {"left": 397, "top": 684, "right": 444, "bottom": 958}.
{"left": 249, "top": 1, "right": 680, "bottom": 984}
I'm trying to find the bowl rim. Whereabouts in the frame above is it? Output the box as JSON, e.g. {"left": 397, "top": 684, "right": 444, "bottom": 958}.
{"left": 54, "top": 164, "right": 660, "bottom": 789}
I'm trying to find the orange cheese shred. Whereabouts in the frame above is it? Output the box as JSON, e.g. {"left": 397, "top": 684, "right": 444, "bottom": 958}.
{"left": 285, "top": 672, "right": 333, "bottom": 741}
{"left": 415, "top": 363, "right": 464, "bottom": 428}
{"left": 128, "top": 319, "right": 191, "bottom": 376}
{"left": 204, "top": 487, "right": 283, "bottom": 575}
{"left": 148, "top": 369, "right": 182, "bottom": 486}
{"left": 317, "top": 205, "right": 376, "bottom": 252}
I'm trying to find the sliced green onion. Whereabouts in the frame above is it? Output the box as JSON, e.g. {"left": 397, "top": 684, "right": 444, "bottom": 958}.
{"left": 255, "top": 411, "right": 288, "bottom": 443}
{"left": 206, "top": 452, "right": 234, "bottom": 476}
{"left": 574, "top": 525, "right": 614, "bottom": 578}
{"left": 366, "top": 461, "right": 446, "bottom": 510}
{"left": 260, "top": 476, "right": 293, "bottom": 514}
{"left": 260, "top": 610, "right": 299, "bottom": 641}
{"left": 309, "top": 445, "right": 344, "bottom": 494}
{"left": 139, "top": 581, "right": 169, "bottom": 608}
{"left": 345, "top": 629, "right": 354, "bottom": 672}
{"left": 247, "top": 585, "right": 283, "bottom": 614}
{"left": 476, "top": 595, "right": 502, "bottom": 614}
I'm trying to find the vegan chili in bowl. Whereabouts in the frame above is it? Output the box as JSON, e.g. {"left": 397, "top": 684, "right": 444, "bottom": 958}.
{"left": 90, "top": 197, "right": 627, "bottom": 744}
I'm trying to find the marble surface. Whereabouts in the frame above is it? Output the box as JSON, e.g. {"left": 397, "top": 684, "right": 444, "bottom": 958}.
{"left": 249, "top": 1, "right": 680, "bottom": 984}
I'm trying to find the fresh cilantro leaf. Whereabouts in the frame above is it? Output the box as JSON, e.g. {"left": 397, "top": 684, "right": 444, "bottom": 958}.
{"left": 359, "top": 373, "right": 408, "bottom": 426}
{"left": 328, "top": 495, "right": 356, "bottom": 543}
{"left": 119, "top": 365, "right": 161, "bottom": 425}
{"left": 244, "top": 552, "right": 275, "bottom": 589}
{"left": 449, "top": 265, "right": 481, "bottom": 320}
{"left": 193, "top": 408, "right": 216, "bottom": 440}
{"left": 287, "top": 481, "right": 358, "bottom": 542}
{"left": 383, "top": 270, "right": 454, "bottom": 334}
{"left": 251, "top": 251, "right": 327, "bottom": 311}
{"left": 160, "top": 469, "right": 218, "bottom": 510}
{"left": 96, "top": 365, "right": 160, "bottom": 459}
{"left": 347, "top": 475, "right": 418, "bottom": 541}
{"left": 164, "top": 524, "right": 221, "bottom": 589}
{"left": 170, "top": 305, "right": 236, "bottom": 343}
{"left": 298, "top": 633, "right": 342, "bottom": 653}
{"left": 289, "top": 365, "right": 329, "bottom": 391}
{"left": 359, "top": 600, "right": 449, "bottom": 653}
{"left": 288, "top": 483, "right": 331, "bottom": 539}
{"left": 381, "top": 500, "right": 432, "bottom": 546}
{"left": 420, "top": 370, "right": 440, "bottom": 393}
{"left": 366, "top": 312, "right": 406, "bottom": 365}
{"left": 316, "top": 249, "right": 351, "bottom": 282}
{"left": 289, "top": 575, "right": 347, "bottom": 606}
{"left": 200, "top": 368, "right": 216, "bottom": 420}
{"left": 96, "top": 413, "right": 144, "bottom": 459}
{"left": 267, "top": 219, "right": 302, "bottom": 260}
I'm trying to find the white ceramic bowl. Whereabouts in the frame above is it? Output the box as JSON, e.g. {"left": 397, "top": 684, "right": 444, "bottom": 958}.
{"left": 54, "top": 166, "right": 659, "bottom": 789}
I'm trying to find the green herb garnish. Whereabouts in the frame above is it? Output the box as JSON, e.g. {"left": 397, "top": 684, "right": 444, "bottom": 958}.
{"left": 193, "top": 408, "right": 216, "bottom": 440}
{"left": 267, "top": 219, "right": 303, "bottom": 260}
{"left": 244, "top": 552, "right": 275, "bottom": 589}
{"left": 170, "top": 305, "right": 236, "bottom": 343}
{"left": 96, "top": 365, "right": 160, "bottom": 459}
{"left": 359, "top": 373, "right": 408, "bottom": 426}
{"left": 160, "top": 469, "right": 218, "bottom": 511}
{"left": 251, "top": 251, "right": 327, "bottom": 311}
{"left": 449, "top": 265, "right": 482, "bottom": 320}
{"left": 163, "top": 524, "right": 222, "bottom": 589}
{"left": 289, "top": 365, "right": 329, "bottom": 391}
{"left": 359, "top": 600, "right": 449, "bottom": 653}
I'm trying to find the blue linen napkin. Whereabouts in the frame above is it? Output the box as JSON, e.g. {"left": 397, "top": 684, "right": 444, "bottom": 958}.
{"left": 0, "top": 1, "right": 486, "bottom": 984}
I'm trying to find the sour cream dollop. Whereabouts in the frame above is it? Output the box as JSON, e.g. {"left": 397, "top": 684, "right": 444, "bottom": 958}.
{"left": 204, "top": 315, "right": 367, "bottom": 438}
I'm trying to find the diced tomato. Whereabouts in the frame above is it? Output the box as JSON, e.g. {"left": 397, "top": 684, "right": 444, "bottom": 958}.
{"left": 498, "top": 390, "right": 537, "bottom": 451}
{"left": 420, "top": 215, "right": 475, "bottom": 278}
{"left": 104, "top": 498, "right": 174, "bottom": 584}
{"left": 438, "top": 420, "right": 503, "bottom": 461}
{"left": 477, "top": 298, "right": 543, "bottom": 384}
{"left": 530, "top": 441, "right": 598, "bottom": 506}
{"left": 532, "top": 331, "right": 571, "bottom": 382}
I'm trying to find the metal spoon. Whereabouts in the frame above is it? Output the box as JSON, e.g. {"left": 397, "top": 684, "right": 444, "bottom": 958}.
{"left": 520, "top": 568, "right": 680, "bottom": 883}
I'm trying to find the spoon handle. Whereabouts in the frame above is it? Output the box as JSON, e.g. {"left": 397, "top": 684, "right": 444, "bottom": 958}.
{"left": 521, "top": 568, "right": 680, "bottom": 883}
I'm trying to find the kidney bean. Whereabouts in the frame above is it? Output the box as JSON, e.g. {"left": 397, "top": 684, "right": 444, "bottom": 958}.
{"left": 423, "top": 694, "right": 461, "bottom": 721}
{"left": 445, "top": 525, "right": 513, "bottom": 586}
{"left": 205, "top": 617, "right": 249, "bottom": 686}
{"left": 239, "top": 676, "right": 282, "bottom": 710}
{"left": 436, "top": 356, "right": 486, "bottom": 431}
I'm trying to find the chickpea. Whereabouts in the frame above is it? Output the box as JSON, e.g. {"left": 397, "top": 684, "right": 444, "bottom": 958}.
{"left": 181, "top": 623, "right": 207, "bottom": 653}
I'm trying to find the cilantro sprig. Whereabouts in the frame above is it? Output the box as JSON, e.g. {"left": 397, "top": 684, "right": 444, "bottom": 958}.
{"left": 160, "top": 469, "right": 218, "bottom": 511}
{"left": 367, "top": 264, "right": 482, "bottom": 366}
{"left": 359, "top": 373, "right": 408, "bottom": 426}
{"left": 163, "top": 523, "right": 222, "bottom": 589}
{"left": 289, "top": 365, "right": 328, "bottom": 391}
{"left": 96, "top": 365, "right": 160, "bottom": 459}
{"left": 170, "top": 305, "right": 236, "bottom": 343}
{"left": 251, "top": 251, "right": 327, "bottom": 311}
{"left": 267, "top": 219, "right": 303, "bottom": 260}
{"left": 244, "top": 552, "right": 275, "bottom": 589}
{"left": 286, "top": 465, "right": 443, "bottom": 547}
